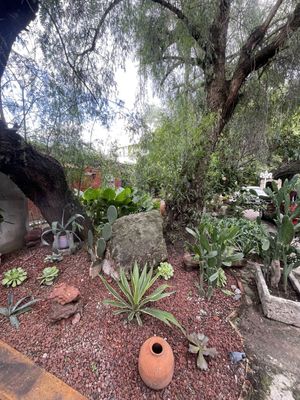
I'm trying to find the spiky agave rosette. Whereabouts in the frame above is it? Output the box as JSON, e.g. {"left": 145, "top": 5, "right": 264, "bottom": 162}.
{"left": 2, "top": 267, "right": 27, "bottom": 287}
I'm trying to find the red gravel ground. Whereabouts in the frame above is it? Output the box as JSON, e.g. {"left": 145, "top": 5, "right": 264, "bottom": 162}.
{"left": 0, "top": 246, "right": 245, "bottom": 400}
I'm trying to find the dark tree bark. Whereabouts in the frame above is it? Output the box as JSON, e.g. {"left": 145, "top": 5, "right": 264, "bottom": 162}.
{"left": 0, "top": 0, "right": 39, "bottom": 80}
{"left": 0, "top": 125, "right": 92, "bottom": 237}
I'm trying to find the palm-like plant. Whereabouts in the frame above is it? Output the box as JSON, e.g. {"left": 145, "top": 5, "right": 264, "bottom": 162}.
{"left": 100, "top": 263, "right": 184, "bottom": 333}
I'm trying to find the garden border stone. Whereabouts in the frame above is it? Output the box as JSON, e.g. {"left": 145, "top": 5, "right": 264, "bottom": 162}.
{"left": 255, "top": 264, "right": 300, "bottom": 328}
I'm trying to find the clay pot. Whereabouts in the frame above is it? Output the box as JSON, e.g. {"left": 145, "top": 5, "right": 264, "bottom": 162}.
{"left": 160, "top": 200, "right": 166, "bottom": 216}
{"left": 138, "top": 336, "right": 174, "bottom": 390}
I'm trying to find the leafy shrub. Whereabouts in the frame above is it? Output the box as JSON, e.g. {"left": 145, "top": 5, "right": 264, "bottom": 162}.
{"left": 100, "top": 263, "right": 183, "bottom": 332}
{"left": 38, "top": 266, "right": 59, "bottom": 286}
{"left": 2, "top": 267, "right": 27, "bottom": 287}
{"left": 81, "top": 186, "right": 158, "bottom": 228}
{"left": 0, "top": 293, "right": 39, "bottom": 329}
{"left": 157, "top": 262, "right": 174, "bottom": 280}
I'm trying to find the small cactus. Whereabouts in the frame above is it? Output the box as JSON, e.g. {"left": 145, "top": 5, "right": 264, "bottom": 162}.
{"left": 88, "top": 206, "right": 117, "bottom": 264}
{"left": 102, "top": 223, "right": 112, "bottom": 241}
{"left": 107, "top": 205, "right": 117, "bottom": 224}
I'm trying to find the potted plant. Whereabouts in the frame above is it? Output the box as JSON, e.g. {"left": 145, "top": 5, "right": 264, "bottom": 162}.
{"left": 41, "top": 210, "right": 84, "bottom": 252}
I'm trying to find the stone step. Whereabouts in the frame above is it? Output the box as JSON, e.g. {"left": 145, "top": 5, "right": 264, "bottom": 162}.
{"left": 0, "top": 339, "right": 87, "bottom": 400}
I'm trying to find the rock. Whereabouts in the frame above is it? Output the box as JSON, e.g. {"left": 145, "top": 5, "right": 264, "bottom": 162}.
{"left": 102, "top": 259, "right": 119, "bottom": 280}
{"left": 50, "top": 301, "right": 82, "bottom": 322}
{"left": 293, "top": 266, "right": 300, "bottom": 277}
{"left": 71, "top": 312, "right": 81, "bottom": 325}
{"left": 48, "top": 283, "right": 80, "bottom": 305}
{"left": 183, "top": 253, "right": 199, "bottom": 271}
{"left": 107, "top": 210, "right": 168, "bottom": 271}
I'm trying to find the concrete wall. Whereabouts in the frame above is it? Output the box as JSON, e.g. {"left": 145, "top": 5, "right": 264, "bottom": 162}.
{"left": 0, "top": 172, "right": 28, "bottom": 254}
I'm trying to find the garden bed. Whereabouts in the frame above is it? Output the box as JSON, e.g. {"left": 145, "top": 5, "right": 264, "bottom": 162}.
{"left": 0, "top": 246, "right": 245, "bottom": 400}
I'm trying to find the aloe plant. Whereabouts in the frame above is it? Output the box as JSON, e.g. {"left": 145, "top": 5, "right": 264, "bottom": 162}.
{"left": 38, "top": 266, "right": 59, "bottom": 285}
{"left": 2, "top": 267, "right": 27, "bottom": 287}
{"left": 0, "top": 293, "right": 39, "bottom": 329}
{"left": 100, "top": 262, "right": 184, "bottom": 333}
{"left": 187, "top": 333, "right": 218, "bottom": 370}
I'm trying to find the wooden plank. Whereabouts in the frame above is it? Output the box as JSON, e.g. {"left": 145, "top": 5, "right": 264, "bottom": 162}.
{"left": 0, "top": 340, "right": 87, "bottom": 400}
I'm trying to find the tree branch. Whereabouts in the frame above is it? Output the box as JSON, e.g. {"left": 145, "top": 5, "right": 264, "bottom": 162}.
{"left": 76, "top": 0, "right": 123, "bottom": 58}
{"left": 150, "top": 0, "right": 203, "bottom": 46}
{"left": 224, "top": 2, "right": 300, "bottom": 123}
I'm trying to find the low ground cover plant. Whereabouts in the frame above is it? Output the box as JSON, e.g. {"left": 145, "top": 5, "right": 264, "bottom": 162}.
{"left": 38, "top": 266, "right": 59, "bottom": 286}
{"left": 2, "top": 267, "right": 27, "bottom": 287}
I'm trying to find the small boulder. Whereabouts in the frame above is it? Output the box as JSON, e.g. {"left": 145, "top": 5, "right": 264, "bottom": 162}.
{"left": 183, "top": 253, "right": 199, "bottom": 271}
{"left": 50, "top": 301, "right": 82, "bottom": 322}
{"left": 107, "top": 210, "right": 168, "bottom": 271}
{"left": 48, "top": 283, "right": 80, "bottom": 305}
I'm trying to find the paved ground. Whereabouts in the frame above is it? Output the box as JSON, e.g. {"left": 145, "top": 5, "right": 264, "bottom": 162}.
{"left": 237, "top": 264, "right": 300, "bottom": 400}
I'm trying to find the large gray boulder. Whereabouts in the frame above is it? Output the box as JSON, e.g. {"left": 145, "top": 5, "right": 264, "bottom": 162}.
{"left": 107, "top": 210, "right": 168, "bottom": 271}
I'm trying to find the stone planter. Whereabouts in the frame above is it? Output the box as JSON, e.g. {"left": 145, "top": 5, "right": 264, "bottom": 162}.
{"left": 138, "top": 336, "right": 174, "bottom": 390}
{"left": 255, "top": 264, "right": 300, "bottom": 328}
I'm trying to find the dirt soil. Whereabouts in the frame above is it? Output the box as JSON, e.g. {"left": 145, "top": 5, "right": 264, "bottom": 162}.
{"left": 235, "top": 264, "right": 300, "bottom": 400}
{"left": 0, "top": 246, "right": 246, "bottom": 400}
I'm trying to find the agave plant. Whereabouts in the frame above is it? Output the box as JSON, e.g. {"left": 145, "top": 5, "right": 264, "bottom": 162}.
{"left": 187, "top": 333, "right": 218, "bottom": 370}
{"left": 2, "top": 267, "right": 27, "bottom": 287}
{"left": 100, "top": 263, "right": 184, "bottom": 332}
{"left": 38, "top": 266, "right": 59, "bottom": 286}
{"left": 0, "top": 293, "right": 39, "bottom": 329}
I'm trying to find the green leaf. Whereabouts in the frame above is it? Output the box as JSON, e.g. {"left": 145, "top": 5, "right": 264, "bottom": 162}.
{"left": 142, "top": 307, "right": 184, "bottom": 333}
{"left": 100, "top": 275, "right": 130, "bottom": 308}
{"left": 197, "top": 352, "right": 208, "bottom": 370}
{"left": 279, "top": 215, "right": 294, "bottom": 245}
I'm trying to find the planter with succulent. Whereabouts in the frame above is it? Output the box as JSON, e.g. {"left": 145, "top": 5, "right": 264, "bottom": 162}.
{"left": 2, "top": 267, "right": 27, "bottom": 287}
{"left": 41, "top": 210, "right": 84, "bottom": 253}
{"left": 0, "top": 293, "right": 39, "bottom": 329}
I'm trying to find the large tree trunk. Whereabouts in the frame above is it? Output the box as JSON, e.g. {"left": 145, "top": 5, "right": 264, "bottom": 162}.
{"left": 0, "top": 124, "right": 92, "bottom": 237}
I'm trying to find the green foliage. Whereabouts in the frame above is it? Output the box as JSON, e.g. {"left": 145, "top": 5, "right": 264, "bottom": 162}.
{"left": 100, "top": 263, "right": 183, "bottom": 332}
{"left": 2, "top": 268, "right": 27, "bottom": 288}
{"left": 259, "top": 177, "right": 300, "bottom": 291}
{"left": 187, "top": 333, "right": 218, "bottom": 371}
{"left": 157, "top": 262, "right": 174, "bottom": 280}
{"left": 0, "top": 293, "right": 39, "bottom": 329}
{"left": 206, "top": 216, "right": 266, "bottom": 257}
{"left": 186, "top": 218, "right": 243, "bottom": 298}
{"left": 82, "top": 186, "right": 158, "bottom": 228}
{"left": 38, "top": 266, "right": 59, "bottom": 286}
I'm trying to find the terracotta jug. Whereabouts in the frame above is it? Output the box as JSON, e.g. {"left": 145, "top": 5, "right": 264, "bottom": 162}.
{"left": 138, "top": 336, "right": 174, "bottom": 390}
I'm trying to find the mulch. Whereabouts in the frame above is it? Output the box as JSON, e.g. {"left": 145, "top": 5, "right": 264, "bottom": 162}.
{"left": 0, "top": 245, "right": 245, "bottom": 400}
